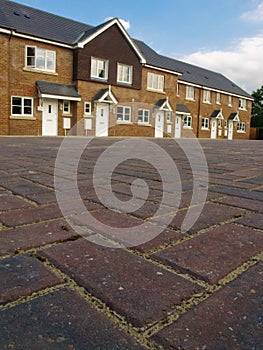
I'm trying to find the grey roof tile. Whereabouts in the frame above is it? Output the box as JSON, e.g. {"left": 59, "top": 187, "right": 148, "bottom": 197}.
{"left": 1, "top": 0, "right": 252, "bottom": 99}
{"left": 176, "top": 104, "right": 191, "bottom": 114}
{"left": 36, "top": 81, "right": 81, "bottom": 98}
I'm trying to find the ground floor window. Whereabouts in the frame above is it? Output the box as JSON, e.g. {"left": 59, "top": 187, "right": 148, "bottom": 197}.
{"left": 117, "top": 106, "right": 131, "bottom": 122}
{"left": 201, "top": 117, "right": 209, "bottom": 129}
{"left": 84, "top": 102, "right": 91, "bottom": 115}
{"left": 138, "top": 109, "right": 150, "bottom": 124}
{"left": 11, "top": 96, "right": 33, "bottom": 117}
{"left": 237, "top": 122, "right": 246, "bottom": 133}
{"left": 183, "top": 115, "right": 192, "bottom": 128}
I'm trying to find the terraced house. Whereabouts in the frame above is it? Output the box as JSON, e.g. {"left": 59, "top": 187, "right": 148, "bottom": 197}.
{"left": 0, "top": 0, "right": 253, "bottom": 139}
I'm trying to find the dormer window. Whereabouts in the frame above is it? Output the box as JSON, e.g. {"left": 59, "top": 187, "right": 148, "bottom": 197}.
{"left": 91, "top": 57, "right": 108, "bottom": 80}
{"left": 25, "top": 46, "right": 56, "bottom": 72}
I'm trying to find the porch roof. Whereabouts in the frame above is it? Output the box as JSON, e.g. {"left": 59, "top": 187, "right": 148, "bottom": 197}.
{"left": 176, "top": 104, "right": 191, "bottom": 115}
{"left": 228, "top": 112, "right": 240, "bottom": 122}
{"left": 36, "top": 81, "right": 81, "bottom": 101}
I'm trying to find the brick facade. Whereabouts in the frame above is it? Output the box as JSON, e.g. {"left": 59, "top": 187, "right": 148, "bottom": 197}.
{"left": 0, "top": 1, "right": 252, "bottom": 139}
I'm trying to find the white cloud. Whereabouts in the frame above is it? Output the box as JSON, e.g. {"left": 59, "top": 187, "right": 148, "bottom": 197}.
{"left": 105, "top": 17, "right": 130, "bottom": 30}
{"left": 179, "top": 34, "right": 263, "bottom": 93}
{"left": 241, "top": 2, "right": 263, "bottom": 22}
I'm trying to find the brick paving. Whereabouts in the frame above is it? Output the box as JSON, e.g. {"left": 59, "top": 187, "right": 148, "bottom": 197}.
{"left": 0, "top": 137, "right": 262, "bottom": 350}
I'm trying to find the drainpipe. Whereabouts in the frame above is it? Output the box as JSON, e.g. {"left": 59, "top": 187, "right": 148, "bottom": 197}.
{"left": 7, "top": 29, "right": 15, "bottom": 135}
{"left": 196, "top": 87, "right": 202, "bottom": 138}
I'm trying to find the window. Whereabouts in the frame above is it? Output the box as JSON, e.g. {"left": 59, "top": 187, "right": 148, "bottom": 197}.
{"left": 117, "top": 63, "right": 132, "bottom": 84}
{"left": 63, "top": 101, "right": 70, "bottom": 114}
{"left": 216, "top": 92, "right": 221, "bottom": 104}
{"left": 11, "top": 96, "right": 33, "bottom": 116}
{"left": 239, "top": 98, "right": 247, "bottom": 110}
{"left": 186, "top": 86, "right": 195, "bottom": 100}
{"left": 166, "top": 111, "right": 171, "bottom": 123}
{"left": 183, "top": 116, "right": 192, "bottom": 128}
{"left": 147, "top": 72, "right": 164, "bottom": 92}
{"left": 117, "top": 106, "right": 131, "bottom": 122}
{"left": 84, "top": 102, "right": 91, "bottom": 115}
{"left": 228, "top": 95, "right": 232, "bottom": 106}
{"left": 25, "top": 46, "right": 56, "bottom": 72}
{"left": 203, "top": 89, "right": 211, "bottom": 103}
{"left": 91, "top": 57, "right": 108, "bottom": 80}
{"left": 176, "top": 83, "right": 179, "bottom": 96}
{"left": 138, "top": 109, "right": 150, "bottom": 124}
{"left": 201, "top": 118, "right": 209, "bottom": 129}
{"left": 237, "top": 122, "right": 246, "bottom": 133}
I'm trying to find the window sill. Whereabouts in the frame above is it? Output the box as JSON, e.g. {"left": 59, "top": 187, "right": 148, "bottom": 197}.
{"left": 238, "top": 108, "right": 247, "bottom": 111}
{"left": 237, "top": 131, "right": 246, "bottom": 133}
{"left": 23, "top": 67, "right": 58, "bottom": 76}
{"left": 146, "top": 88, "right": 165, "bottom": 94}
{"left": 117, "top": 121, "right": 133, "bottom": 124}
{"left": 201, "top": 128, "right": 210, "bottom": 131}
{"left": 10, "top": 115, "right": 36, "bottom": 120}
{"left": 203, "top": 101, "right": 211, "bottom": 104}
{"left": 83, "top": 114, "right": 93, "bottom": 118}
{"left": 185, "top": 98, "right": 195, "bottom": 101}
{"left": 138, "top": 123, "right": 152, "bottom": 126}
{"left": 183, "top": 126, "right": 193, "bottom": 130}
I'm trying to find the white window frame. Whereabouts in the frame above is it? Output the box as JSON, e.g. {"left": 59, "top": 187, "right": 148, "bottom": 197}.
{"left": 201, "top": 117, "right": 209, "bottom": 130}
{"left": 237, "top": 122, "right": 246, "bottom": 133}
{"left": 84, "top": 102, "right": 92, "bottom": 115}
{"left": 239, "top": 98, "right": 247, "bottom": 110}
{"left": 91, "top": 57, "right": 109, "bottom": 80}
{"left": 183, "top": 115, "right": 192, "bottom": 129}
{"left": 216, "top": 92, "right": 221, "bottom": 104}
{"left": 11, "top": 96, "right": 33, "bottom": 117}
{"left": 63, "top": 100, "right": 70, "bottom": 115}
{"left": 147, "top": 72, "right": 164, "bottom": 92}
{"left": 138, "top": 109, "right": 150, "bottom": 124}
{"left": 117, "top": 63, "right": 133, "bottom": 84}
{"left": 117, "top": 106, "right": 131, "bottom": 123}
{"left": 203, "top": 89, "right": 211, "bottom": 103}
{"left": 186, "top": 86, "right": 195, "bottom": 100}
{"left": 25, "top": 45, "right": 56, "bottom": 72}
{"left": 228, "top": 95, "right": 232, "bottom": 106}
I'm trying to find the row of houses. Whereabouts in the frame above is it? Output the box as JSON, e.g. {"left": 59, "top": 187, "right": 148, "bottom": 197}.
{"left": 0, "top": 0, "right": 253, "bottom": 139}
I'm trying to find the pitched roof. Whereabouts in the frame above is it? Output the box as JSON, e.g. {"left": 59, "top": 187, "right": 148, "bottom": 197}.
{"left": 176, "top": 104, "right": 191, "bottom": 114}
{"left": 1, "top": 0, "right": 252, "bottom": 99}
{"left": 0, "top": 0, "right": 92, "bottom": 44}
{"left": 134, "top": 40, "right": 252, "bottom": 99}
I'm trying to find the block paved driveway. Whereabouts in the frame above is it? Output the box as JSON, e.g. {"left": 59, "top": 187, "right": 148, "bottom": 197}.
{"left": 0, "top": 137, "right": 262, "bottom": 350}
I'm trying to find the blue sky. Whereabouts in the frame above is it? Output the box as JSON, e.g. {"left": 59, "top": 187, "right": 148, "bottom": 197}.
{"left": 13, "top": 0, "right": 263, "bottom": 92}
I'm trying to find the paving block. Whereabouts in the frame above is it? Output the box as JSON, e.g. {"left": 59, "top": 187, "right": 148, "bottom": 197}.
{"left": 152, "top": 262, "right": 263, "bottom": 350}
{"left": 0, "top": 287, "right": 146, "bottom": 349}
{"left": 39, "top": 239, "right": 203, "bottom": 327}
{"left": 0, "top": 255, "right": 63, "bottom": 304}
{"left": 152, "top": 223, "right": 263, "bottom": 284}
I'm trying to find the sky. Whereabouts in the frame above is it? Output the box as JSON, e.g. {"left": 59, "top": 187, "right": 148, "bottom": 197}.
{"left": 12, "top": 0, "right": 263, "bottom": 93}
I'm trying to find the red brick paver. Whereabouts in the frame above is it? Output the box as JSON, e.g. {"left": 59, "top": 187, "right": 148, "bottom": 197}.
{"left": 0, "top": 137, "right": 262, "bottom": 350}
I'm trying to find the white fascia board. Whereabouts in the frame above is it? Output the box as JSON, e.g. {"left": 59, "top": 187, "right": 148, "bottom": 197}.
{"left": 40, "top": 93, "right": 81, "bottom": 101}
{"left": 0, "top": 28, "right": 73, "bottom": 49}
{"left": 145, "top": 64, "right": 182, "bottom": 76}
{"left": 178, "top": 79, "right": 253, "bottom": 101}
{"left": 77, "top": 18, "right": 146, "bottom": 64}
{"left": 176, "top": 111, "right": 191, "bottom": 116}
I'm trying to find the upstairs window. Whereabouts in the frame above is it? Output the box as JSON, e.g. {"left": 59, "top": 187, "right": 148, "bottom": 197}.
{"left": 203, "top": 89, "right": 211, "bottom": 103}
{"left": 25, "top": 46, "right": 56, "bottom": 72}
{"left": 91, "top": 57, "right": 108, "bottom": 80}
{"left": 228, "top": 95, "right": 232, "bottom": 106}
{"left": 11, "top": 96, "right": 33, "bottom": 117}
{"left": 147, "top": 72, "right": 164, "bottom": 92}
{"left": 138, "top": 109, "right": 150, "bottom": 124}
{"left": 239, "top": 98, "right": 247, "bottom": 110}
{"left": 186, "top": 86, "right": 195, "bottom": 100}
{"left": 216, "top": 92, "right": 221, "bottom": 104}
{"left": 117, "top": 63, "right": 132, "bottom": 84}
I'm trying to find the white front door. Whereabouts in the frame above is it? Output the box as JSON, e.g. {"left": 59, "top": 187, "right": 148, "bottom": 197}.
{"left": 42, "top": 99, "right": 58, "bottom": 136}
{"left": 175, "top": 114, "right": 181, "bottom": 138}
{"left": 228, "top": 121, "right": 233, "bottom": 140}
{"left": 210, "top": 119, "right": 217, "bottom": 139}
{"left": 155, "top": 111, "right": 164, "bottom": 138}
{"left": 96, "top": 103, "right": 109, "bottom": 137}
